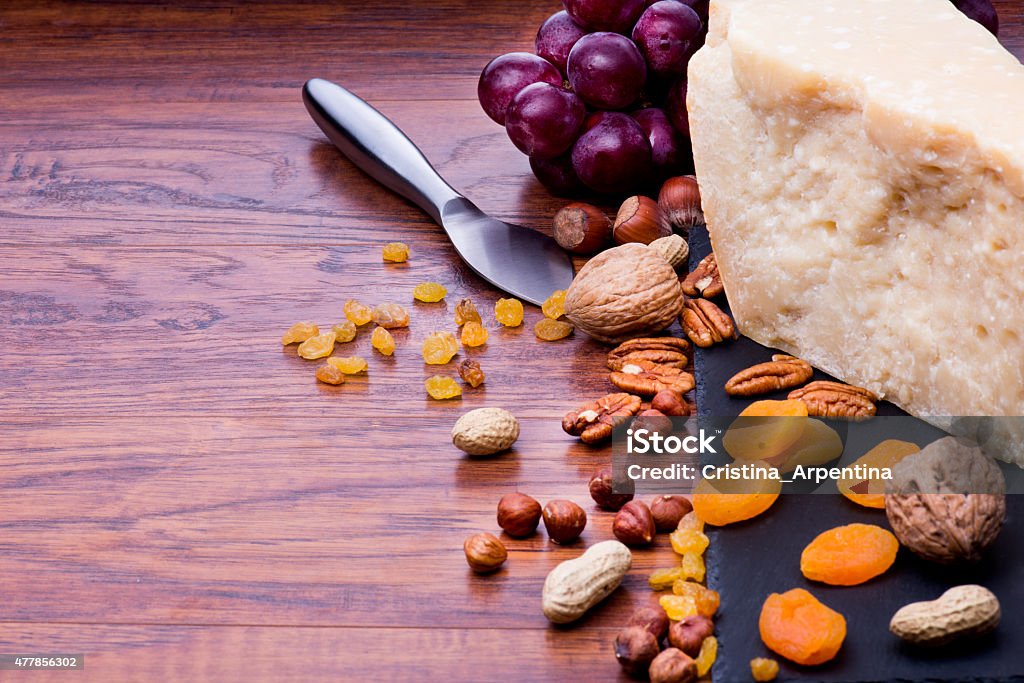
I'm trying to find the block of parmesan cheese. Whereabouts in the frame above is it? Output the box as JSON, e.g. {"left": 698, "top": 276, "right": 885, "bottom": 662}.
{"left": 688, "top": 0, "right": 1024, "bottom": 423}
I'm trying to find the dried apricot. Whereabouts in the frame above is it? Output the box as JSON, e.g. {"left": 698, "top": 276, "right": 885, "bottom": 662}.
{"left": 371, "top": 302, "right": 409, "bottom": 328}
{"left": 800, "top": 523, "right": 898, "bottom": 586}
{"left": 331, "top": 320, "right": 357, "bottom": 343}
{"left": 281, "top": 321, "right": 318, "bottom": 345}
{"left": 764, "top": 418, "right": 843, "bottom": 473}
{"left": 759, "top": 588, "right": 846, "bottom": 666}
{"left": 692, "top": 461, "right": 781, "bottom": 526}
{"left": 327, "top": 356, "right": 367, "bottom": 374}
{"left": 750, "top": 657, "right": 779, "bottom": 681}
{"left": 371, "top": 326, "right": 395, "bottom": 356}
{"left": 680, "top": 552, "right": 705, "bottom": 582}
{"left": 695, "top": 635, "right": 717, "bottom": 677}
{"left": 838, "top": 439, "right": 919, "bottom": 508}
{"left": 672, "top": 581, "right": 719, "bottom": 618}
{"left": 723, "top": 400, "right": 808, "bottom": 462}
{"left": 458, "top": 359, "right": 485, "bottom": 387}
{"left": 454, "top": 298, "right": 482, "bottom": 326}
{"left": 382, "top": 242, "right": 410, "bottom": 262}
{"left": 297, "top": 331, "right": 336, "bottom": 359}
{"left": 422, "top": 331, "right": 458, "bottom": 365}
{"left": 660, "top": 594, "right": 699, "bottom": 621}
{"left": 669, "top": 528, "right": 709, "bottom": 556}
{"left": 649, "top": 567, "right": 685, "bottom": 591}
{"left": 542, "top": 289, "right": 566, "bottom": 319}
{"left": 315, "top": 363, "right": 345, "bottom": 385}
{"left": 425, "top": 375, "right": 462, "bottom": 400}
{"left": 413, "top": 282, "right": 447, "bottom": 302}
{"left": 534, "top": 317, "right": 573, "bottom": 341}
{"left": 344, "top": 299, "right": 373, "bottom": 326}
{"left": 460, "top": 321, "right": 489, "bottom": 347}
{"left": 494, "top": 298, "right": 524, "bottom": 327}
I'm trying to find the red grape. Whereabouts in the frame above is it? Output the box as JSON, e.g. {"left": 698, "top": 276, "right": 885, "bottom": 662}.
{"left": 535, "top": 11, "right": 587, "bottom": 74}
{"left": 952, "top": 0, "right": 998, "bottom": 35}
{"left": 567, "top": 33, "right": 647, "bottom": 110}
{"left": 505, "top": 83, "right": 586, "bottom": 159}
{"left": 632, "top": 1, "right": 702, "bottom": 78}
{"left": 632, "top": 107, "right": 687, "bottom": 178}
{"left": 477, "top": 52, "right": 562, "bottom": 125}
{"left": 665, "top": 77, "right": 689, "bottom": 138}
{"left": 571, "top": 112, "right": 652, "bottom": 193}
{"left": 530, "top": 152, "right": 585, "bottom": 196}
{"left": 564, "top": 0, "right": 647, "bottom": 32}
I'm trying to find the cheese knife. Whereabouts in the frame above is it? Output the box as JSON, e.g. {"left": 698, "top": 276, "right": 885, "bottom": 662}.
{"left": 302, "top": 78, "right": 575, "bottom": 305}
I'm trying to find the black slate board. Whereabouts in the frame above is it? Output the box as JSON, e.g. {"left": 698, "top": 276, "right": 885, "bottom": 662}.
{"left": 689, "top": 225, "right": 1024, "bottom": 682}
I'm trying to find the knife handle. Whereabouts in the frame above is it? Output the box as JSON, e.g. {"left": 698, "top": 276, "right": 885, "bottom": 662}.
{"left": 302, "top": 78, "right": 463, "bottom": 225}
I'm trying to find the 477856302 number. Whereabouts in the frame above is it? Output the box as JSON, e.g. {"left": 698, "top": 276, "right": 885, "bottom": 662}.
{"left": 0, "top": 654, "right": 83, "bottom": 669}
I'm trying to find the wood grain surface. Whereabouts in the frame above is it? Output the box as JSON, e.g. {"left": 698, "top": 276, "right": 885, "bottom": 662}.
{"left": 1, "top": 1, "right": 1021, "bottom": 680}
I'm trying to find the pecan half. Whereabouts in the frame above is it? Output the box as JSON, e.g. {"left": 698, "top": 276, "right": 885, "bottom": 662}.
{"left": 610, "top": 360, "right": 695, "bottom": 397}
{"left": 788, "top": 381, "right": 878, "bottom": 420}
{"left": 681, "top": 297, "right": 737, "bottom": 348}
{"left": 562, "top": 393, "right": 643, "bottom": 444}
{"left": 607, "top": 337, "right": 690, "bottom": 371}
{"left": 681, "top": 253, "right": 724, "bottom": 298}
{"left": 724, "top": 354, "right": 814, "bottom": 396}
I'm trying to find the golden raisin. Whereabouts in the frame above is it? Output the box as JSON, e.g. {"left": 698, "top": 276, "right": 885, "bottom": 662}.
{"left": 327, "top": 356, "right": 368, "bottom": 374}
{"left": 332, "top": 321, "right": 357, "bottom": 343}
{"left": 541, "top": 289, "right": 566, "bottom": 319}
{"left": 281, "top": 321, "right": 319, "bottom": 345}
{"left": 534, "top": 317, "right": 573, "bottom": 341}
{"left": 695, "top": 635, "right": 718, "bottom": 677}
{"left": 800, "top": 523, "right": 898, "bottom": 586}
{"left": 425, "top": 375, "right": 462, "bottom": 400}
{"left": 372, "top": 302, "right": 410, "bottom": 329}
{"left": 454, "top": 298, "right": 482, "bottom": 326}
{"left": 371, "top": 326, "right": 395, "bottom": 356}
{"left": 660, "top": 594, "right": 698, "bottom": 621}
{"left": 670, "top": 528, "right": 709, "bottom": 556}
{"left": 382, "top": 242, "right": 410, "bottom": 262}
{"left": 458, "top": 359, "right": 485, "bottom": 388}
{"left": 672, "top": 581, "right": 719, "bottom": 618}
{"left": 680, "top": 552, "right": 705, "bottom": 582}
{"left": 315, "top": 363, "right": 345, "bottom": 385}
{"left": 759, "top": 588, "right": 846, "bottom": 666}
{"left": 297, "top": 331, "right": 336, "bottom": 359}
{"left": 649, "top": 567, "right": 685, "bottom": 591}
{"left": 413, "top": 282, "right": 447, "bottom": 302}
{"left": 494, "top": 298, "right": 524, "bottom": 327}
{"left": 422, "top": 331, "right": 459, "bottom": 365}
{"left": 677, "top": 511, "right": 704, "bottom": 533}
{"left": 344, "top": 299, "right": 373, "bottom": 326}
{"left": 461, "top": 321, "right": 489, "bottom": 347}
{"left": 750, "top": 658, "right": 779, "bottom": 682}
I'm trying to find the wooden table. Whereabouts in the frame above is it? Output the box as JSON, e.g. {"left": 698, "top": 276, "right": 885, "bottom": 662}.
{"left": 1, "top": 1, "right": 1021, "bottom": 680}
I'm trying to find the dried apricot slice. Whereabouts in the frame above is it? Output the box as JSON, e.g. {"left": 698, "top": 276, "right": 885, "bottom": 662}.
{"left": 759, "top": 588, "right": 846, "bottom": 666}
{"left": 723, "top": 399, "right": 809, "bottom": 462}
{"left": 692, "top": 461, "right": 781, "bottom": 526}
{"left": 838, "top": 440, "right": 919, "bottom": 509}
{"left": 764, "top": 418, "right": 843, "bottom": 473}
{"left": 800, "top": 523, "right": 898, "bottom": 586}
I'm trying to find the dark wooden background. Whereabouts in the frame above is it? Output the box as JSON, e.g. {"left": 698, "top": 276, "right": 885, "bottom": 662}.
{"left": 1, "top": 1, "right": 1021, "bottom": 680}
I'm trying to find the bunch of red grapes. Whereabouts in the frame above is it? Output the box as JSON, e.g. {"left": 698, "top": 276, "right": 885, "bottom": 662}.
{"left": 479, "top": 0, "right": 709, "bottom": 197}
{"left": 478, "top": 0, "right": 998, "bottom": 198}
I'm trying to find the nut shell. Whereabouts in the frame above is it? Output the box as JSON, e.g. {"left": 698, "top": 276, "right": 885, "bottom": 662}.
{"left": 553, "top": 202, "right": 612, "bottom": 254}
{"left": 649, "top": 233, "right": 690, "bottom": 271}
{"left": 541, "top": 540, "right": 632, "bottom": 623}
{"left": 496, "top": 492, "right": 542, "bottom": 538}
{"left": 889, "top": 584, "right": 1000, "bottom": 646}
{"left": 613, "top": 500, "right": 656, "bottom": 546}
{"left": 613, "top": 195, "right": 671, "bottom": 245}
{"left": 658, "top": 175, "right": 704, "bottom": 231}
{"left": 543, "top": 499, "right": 587, "bottom": 544}
{"left": 463, "top": 532, "right": 507, "bottom": 573}
{"left": 451, "top": 407, "right": 520, "bottom": 456}
{"left": 565, "top": 242, "right": 684, "bottom": 344}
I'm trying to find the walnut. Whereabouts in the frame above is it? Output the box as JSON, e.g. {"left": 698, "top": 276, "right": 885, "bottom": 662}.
{"left": 885, "top": 437, "right": 1006, "bottom": 564}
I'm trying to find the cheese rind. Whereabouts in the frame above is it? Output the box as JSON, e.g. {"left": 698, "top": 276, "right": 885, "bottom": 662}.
{"left": 688, "top": 0, "right": 1024, "bottom": 430}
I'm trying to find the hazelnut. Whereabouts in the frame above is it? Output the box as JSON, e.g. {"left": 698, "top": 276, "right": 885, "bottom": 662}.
{"left": 651, "top": 495, "right": 694, "bottom": 532}
{"left": 627, "top": 605, "right": 670, "bottom": 641}
{"left": 553, "top": 202, "right": 612, "bottom": 254}
{"left": 668, "top": 615, "right": 714, "bottom": 657}
{"left": 496, "top": 492, "right": 542, "bottom": 538}
{"left": 658, "top": 176, "right": 703, "bottom": 231}
{"left": 542, "top": 499, "right": 587, "bottom": 544}
{"left": 633, "top": 408, "right": 674, "bottom": 437}
{"left": 652, "top": 389, "right": 690, "bottom": 417}
{"left": 614, "top": 625, "right": 661, "bottom": 674}
{"left": 649, "top": 647, "right": 698, "bottom": 683}
{"left": 613, "top": 196, "right": 671, "bottom": 245}
{"left": 463, "top": 532, "right": 507, "bottom": 573}
{"left": 613, "top": 500, "right": 656, "bottom": 546}
{"left": 588, "top": 466, "right": 635, "bottom": 511}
